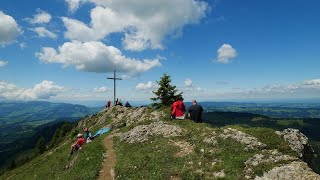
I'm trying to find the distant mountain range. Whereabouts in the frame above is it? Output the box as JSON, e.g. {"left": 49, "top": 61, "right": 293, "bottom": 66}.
{"left": 0, "top": 101, "right": 101, "bottom": 125}
{"left": 0, "top": 101, "right": 103, "bottom": 171}
{"left": 0, "top": 101, "right": 102, "bottom": 145}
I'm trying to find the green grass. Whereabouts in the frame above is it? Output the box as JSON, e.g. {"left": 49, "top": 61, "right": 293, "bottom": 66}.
{"left": 114, "top": 136, "right": 185, "bottom": 179}
{"left": 1, "top": 120, "right": 298, "bottom": 180}
{"left": 1, "top": 134, "right": 107, "bottom": 180}
{"left": 225, "top": 125, "right": 296, "bottom": 156}
{"left": 113, "top": 119, "right": 297, "bottom": 179}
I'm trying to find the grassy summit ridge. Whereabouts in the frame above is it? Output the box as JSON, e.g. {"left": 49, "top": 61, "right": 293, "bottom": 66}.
{"left": 1, "top": 106, "right": 319, "bottom": 180}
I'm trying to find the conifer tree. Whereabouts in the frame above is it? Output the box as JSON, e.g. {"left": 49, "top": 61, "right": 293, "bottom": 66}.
{"left": 36, "top": 137, "right": 46, "bottom": 154}
{"left": 9, "top": 160, "right": 16, "bottom": 170}
{"left": 151, "top": 73, "right": 182, "bottom": 108}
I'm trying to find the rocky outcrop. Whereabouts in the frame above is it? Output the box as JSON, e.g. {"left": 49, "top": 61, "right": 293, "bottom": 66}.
{"left": 276, "top": 128, "right": 308, "bottom": 158}
{"left": 219, "top": 128, "right": 267, "bottom": 150}
{"left": 276, "top": 128, "right": 319, "bottom": 174}
{"left": 254, "top": 161, "right": 320, "bottom": 180}
{"left": 109, "top": 106, "right": 165, "bottom": 127}
{"left": 120, "top": 121, "right": 182, "bottom": 143}
{"left": 203, "top": 136, "right": 218, "bottom": 146}
{"left": 244, "top": 149, "right": 298, "bottom": 179}
{"left": 77, "top": 106, "right": 165, "bottom": 130}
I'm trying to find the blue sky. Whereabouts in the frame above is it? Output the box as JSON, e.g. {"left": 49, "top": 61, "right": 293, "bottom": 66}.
{"left": 0, "top": 0, "right": 320, "bottom": 105}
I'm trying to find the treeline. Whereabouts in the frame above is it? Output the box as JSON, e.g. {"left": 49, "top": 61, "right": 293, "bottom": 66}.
{"left": 0, "top": 120, "right": 77, "bottom": 174}
{"left": 206, "top": 107, "right": 320, "bottom": 118}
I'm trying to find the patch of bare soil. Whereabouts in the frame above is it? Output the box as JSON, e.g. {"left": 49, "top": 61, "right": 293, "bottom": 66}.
{"left": 173, "top": 141, "right": 194, "bottom": 157}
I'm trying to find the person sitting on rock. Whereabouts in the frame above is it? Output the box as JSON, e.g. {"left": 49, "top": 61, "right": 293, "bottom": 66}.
{"left": 83, "top": 127, "right": 92, "bottom": 142}
{"left": 69, "top": 133, "right": 85, "bottom": 156}
{"left": 116, "top": 99, "right": 123, "bottom": 106}
{"left": 171, "top": 96, "right": 186, "bottom": 120}
{"left": 188, "top": 100, "right": 203, "bottom": 123}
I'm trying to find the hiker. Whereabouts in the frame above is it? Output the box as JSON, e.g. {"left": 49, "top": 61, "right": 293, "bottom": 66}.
{"left": 171, "top": 96, "right": 186, "bottom": 120}
{"left": 116, "top": 99, "right": 123, "bottom": 106}
{"left": 83, "top": 127, "right": 92, "bottom": 142}
{"left": 115, "top": 98, "right": 119, "bottom": 106}
{"left": 188, "top": 100, "right": 204, "bottom": 123}
{"left": 107, "top": 99, "right": 111, "bottom": 108}
{"left": 124, "top": 101, "right": 131, "bottom": 107}
{"left": 69, "top": 133, "right": 85, "bottom": 155}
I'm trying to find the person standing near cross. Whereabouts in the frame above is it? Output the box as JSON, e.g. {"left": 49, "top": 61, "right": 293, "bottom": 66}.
{"left": 107, "top": 70, "right": 122, "bottom": 105}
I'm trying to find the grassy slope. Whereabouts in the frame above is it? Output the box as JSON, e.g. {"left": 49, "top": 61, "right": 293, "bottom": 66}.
{"left": 1, "top": 108, "right": 297, "bottom": 180}
{"left": 114, "top": 119, "right": 295, "bottom": 179}
{"left": 0, "top": 111, "right": 110, "bottom": 180}
{"left": 1, "top": 136, "right": 106, "bottom": 180}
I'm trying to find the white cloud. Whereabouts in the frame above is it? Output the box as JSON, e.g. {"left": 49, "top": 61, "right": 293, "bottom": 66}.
{"left": 136, "top": 81, "right": 157, "bottom": 90}
{"left": 216, "top": 44, "right": 238, "bottom": 64}
{"left": 185, "top": 78, "right": 192, "bottom": 87}
{"left": 19, "top": 42, "right": 27, "bottom": 49}
{"left": 35, "top": 41, "right": 161, "bottom": 76}
{"left": 63, "top": 0, "right": 208, "bottom": 51}
{"left": 0, "top": 60, "right": 8, "bottom": 68}
{"left": 66, "top": 0, "right": 82, "bottom": 13}
{"left": 31, "top": 27, "right": 57, "bottom": 39}
{"left": 304, "top": 79, "right": 320, "bottom": 86}
{"left": 93, "top": 86, "right": 109, "bottom": 93}
{"left": 0, "top": 80, "right": 64, "bottom": 100}
{"left": 177, "top": 79, "right": 204, "bottom": 100}
{"left": 27, "top": 9, "right": 51, "bottom": 24}
{"left": 0, "top": 11, "right": 21, "bottom": 46}
{"left": 206, "top": 78, "right": 320, "bottom": 101}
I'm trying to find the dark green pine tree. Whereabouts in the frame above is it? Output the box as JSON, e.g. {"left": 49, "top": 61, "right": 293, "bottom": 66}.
{"left": 151, "top": 73, "right": 182, "bottom": 108}
{"left": 9, "top": 160, "right": 16, "bottom": 170}
{"left": 36, "top": 137, "right": 46, "bottom": 154}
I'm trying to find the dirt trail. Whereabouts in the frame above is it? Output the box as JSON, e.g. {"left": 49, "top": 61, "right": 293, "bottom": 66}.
{"left": 98, "top": 137, "right": 116, "bottom": 180}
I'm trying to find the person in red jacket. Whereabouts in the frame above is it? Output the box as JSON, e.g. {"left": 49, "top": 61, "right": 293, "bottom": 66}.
{"left": 107, "top": 100, "right": 111, "bottom": 108}
{"left": 69, "top": 133, "right": 86, "bottom": 156}
{"left": 171, "top": 97, "right": 186, "bottom": 120}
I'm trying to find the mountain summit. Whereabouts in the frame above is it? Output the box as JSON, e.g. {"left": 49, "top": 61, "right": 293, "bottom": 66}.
{"left": 2, "top": 106, "right": 319, "bottom": 179}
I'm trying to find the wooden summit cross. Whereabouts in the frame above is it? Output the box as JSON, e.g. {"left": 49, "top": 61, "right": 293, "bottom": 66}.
{"left": 107, "top": 70, "right": 122, "bottom": 105}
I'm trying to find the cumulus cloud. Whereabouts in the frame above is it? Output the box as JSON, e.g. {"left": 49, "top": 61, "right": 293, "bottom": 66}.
{"left": 0, "top": 60, "right": 8, "bottom": 68}
{"left": 93, "top": 86, "right": 109, "bottom": 93}
{"left": 136, "top": 81, "right": 157, "bottom": 90}
{"left": 0, "top": 80, "right": 64, "bottom": 100}
{"left": 35, "top": 41, "right": 161, "bottom": 76}
{"left": 31, "top": 27, "right": 57, "bottom": 39}
{"left": 216, "top": 44, "right": 238, "bottom": 64}
{"left": 210, "top": 78, "right": 320, "bottom": 101}
{"left": 27, "top": 9, "right": 51, "bottom": 24}
{"left": 179, "top": 79, "right": 205, "bottom": 99}
{"left": 63, "top": 0, "right": 208, "bottom": 51}
{"left": 0, "top": 11, "right": 21, "bottom": 46}
{"left": 304, "top": 79, "right": 320, "bottom": 86}
{"left": 184, "top": 78, "right": 193, "bottom": 87}
{"left": 66, "top": 0, "right": 82, "bottom": 13}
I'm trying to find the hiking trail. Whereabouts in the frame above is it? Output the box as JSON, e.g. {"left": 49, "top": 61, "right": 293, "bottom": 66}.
{"left": 98, "top": 137, "right": 116, "bottom": 180}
